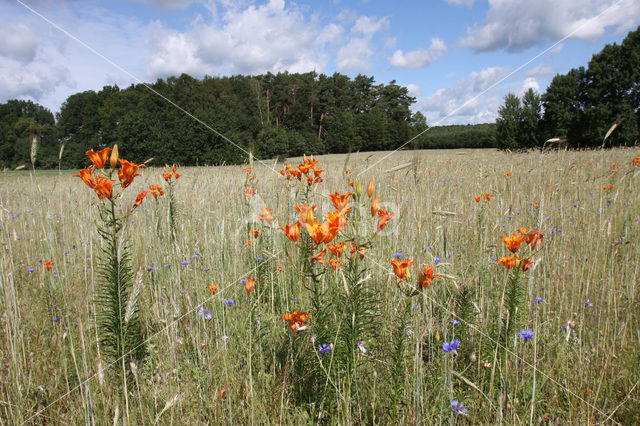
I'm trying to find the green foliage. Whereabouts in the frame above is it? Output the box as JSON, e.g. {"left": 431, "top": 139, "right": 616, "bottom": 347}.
{"left": 496, "top": 93, "right": 522, "bottom": 150}
{"left": 413, "top": 123, "right": 496, "bottom": 149}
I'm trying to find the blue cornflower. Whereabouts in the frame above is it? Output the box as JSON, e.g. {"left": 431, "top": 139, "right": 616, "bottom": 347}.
{"left": 534, "top": 297, "right": 543, "bottom": 303}
{"left": 192, "top": 254, "right": 199, "bottom": 259}
{"left": 197, "top": 306, "right": 212, "bottom": 320}
{"left": 451, "top": 400, "right": 468, "bottom": 414}
{"left": 412, "top": 305, "right": 421, "bottom": 310}
{"left": 28, "top": 268, "right": 35, "bottom": 273}
{"left": 291, "top": 296, "right": 298, "bottom": 301}
{"left": 394, "top": 252, "right": 403, "bottom": 259}
{"left": 181, "top": 260, "right": 190, "bottom": 266}
{"left": 519, "top": 329, "right": 534, "bottom": 341}
{"left": 240, "top": 278, "right": 247, "bottom": 284}
{"left": 72, "top": 245, "right": 77, "bottom": 249}
{"left": 450, "top": 319, "right": 460, "bottom": 326}
{"left": 585, "top": 299, "right": 593, "bottom": 307}
{"left": 224, "top": 299, "right": 235, "bottom": 306}
{"left": 163, "top": 264, "right": 169, "bottom": 268}
{"left": 52, "top": 317, "right": 59, "bottom": 323}
{"left": 434, "top": 256, "right": 442, "bottom": 264}
{"left": 204, "top": 268, "right": 209, "bottom": 272}
{"left": 318, "top": 344, "right": 331, "bottom": 354}
{"left": 427, "top": 246, "right": 434, "bottom": 250}
{"left": 442, "top": 339, "right": 461, "bottom": 353}
{"left": 256, "top": 257, "right": 263, "bottom": 262}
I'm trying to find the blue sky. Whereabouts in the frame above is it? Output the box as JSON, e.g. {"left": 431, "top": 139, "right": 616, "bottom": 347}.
{"left": 1, "top": 0, "right": 638, "bottom": 125}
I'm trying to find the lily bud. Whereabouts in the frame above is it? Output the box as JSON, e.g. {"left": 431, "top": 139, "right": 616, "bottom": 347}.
{"left": 356, "top": 181, "right": 362, "bottom": 197}
{"left": 110, "top": 144, "right": 119, "bottom": 169}
{"left": 367, "top": 178, "right": 374, "bottom": 198}
{"left": 371, "top": 194, "right": 379, "bottom": 217}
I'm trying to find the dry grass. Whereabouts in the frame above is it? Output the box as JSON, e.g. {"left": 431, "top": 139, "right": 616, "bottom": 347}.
{"left": 1, "top": 147, "right": 639, "bottom": 424}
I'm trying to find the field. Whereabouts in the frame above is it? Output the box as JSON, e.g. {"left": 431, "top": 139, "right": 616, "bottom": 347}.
{"left": 1, "top": 148, "right": 639, "bottom": 424}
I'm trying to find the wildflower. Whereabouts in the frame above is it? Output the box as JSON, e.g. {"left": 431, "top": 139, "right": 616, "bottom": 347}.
{"left": 357, "top": 341, "right": 367, "bottom": 354}
{"left": 198, "top": 306, "right": 213, "bottom": 320}
{"left": 451, "top": 400, "right": 468, "bottom": 415}
{"left": 282, "top": 310, "right": 310, "bottom": 332}
{"left": 442, "top": 339, "right": 461, "bottom": 352}
{"left": 52, "top": 316, "right": 60, "bottom": 323}
{"left": 28, "top": 268, "right": 35, "bottom": 273}
{"left": 244, "top": 187, "right": 256, "bottom": 197}
{"left": 109, "top": 144, "right": 119, "bottom": 168}
{"left": 434, "top": 256, "right": 442, "bottom": 264}
{"left": 280, "top": 222, "right": 301, "bottom": 242}
{"left": 311, "top": 248, "right": 328, "bottom": 264}
{"left": 295, "top": 203, "right": 317, "bottom": 225}
{"left": 367, "top": 178, "right": 375, "bottom": 197}
{"left": 244, "top": 277, "right": 255, "bottom": 293}
{"left": 118, "top": 159, "right": 146, "bottom": 189}
{"left": 501, "top": 233, "right": 524, "bottom": 253}
{"left": 521, "top": 257, "right": 533, "bottom": 271}
{"left": 208, "top": 284, "right": 218, "bottom": 295}
{"left": 258, "top": 207, "right": 275, "bottom": 224}
{"left": 389, "top": 257, "right": 416, "bottom": 281}
{"left": 377, "top": 209, "right": 395, "bottom": 232}
{"left": 327, "top": 242, "right": 345, "bottom": 257}
{"left": 450, "top": 319, "right": 460, "bottom": 326}
{"left": 328, "top": 192, "right": 352, "bottom": 213}
{"left": 73, "top": 165, "right": 96, "bottom": 188}
{"left": 325, "top": 209, "right": 349, "bottom": 231}
{"left": 519, "top": 329, "right": 534, "bottom": 341}
{"left": 248, "top": 229, "right": 259, "bottom": 238}
{"left": 328, "top": 258, "right": 341, "bottom": 270}
{"left": 85, "top": 148, "right": 112, "bottom": 169}
{"left": 394, "top": 252, "right": 403, "bottom": 259}
{"left": 40, "top": 260, "right": 54, "bottom": 271}
{"left": 473, "top": 195, "right": 481, "bottom": 202}
{"left": 485, "top": 193, "right": 494, "bottom": 202}
{"left": 418, "top": 264, "right": 439, "bottom": 289}
{"left": 93, "top": 176, "right": 114, "bottom": 200}
{"left": 371, "top": 194, "right": 379, "bottom": 216}
{"left": 534, "top": 297, "right": 543, "bottom": 303}
{"left": 318, "top": 344, "right": 331, "bottom": 354}
{"left": 224, "top": 299, "right": 234, "bottom": 306}
{"left": 633, "top": 156, "right": 640, "bottom": 167}
{"left": 133, "top": 191, "right": 148, "bottom": 209}
{"left": 504, "top": 171, "right": 512, "bottom": 177}
{"left": 497, "top": 254, "right": 519, "bottom": 270}
{"left": 585, "top": 299, "right": 593, "bottom": 307}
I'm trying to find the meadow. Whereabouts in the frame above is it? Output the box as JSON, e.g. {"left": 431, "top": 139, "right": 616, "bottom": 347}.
{"left": 1, "top": 147, "right": 639, "bottom": 424}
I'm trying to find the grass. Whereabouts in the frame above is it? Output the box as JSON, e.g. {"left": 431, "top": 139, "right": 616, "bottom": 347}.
{"left": 1, "top": 147, "right": 639, "bottom": 424}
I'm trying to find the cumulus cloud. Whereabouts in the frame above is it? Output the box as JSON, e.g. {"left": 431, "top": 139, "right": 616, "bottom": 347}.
{"left": 460, "top": 0, "right": 640, "bottom": 52}
{"left": 389, "top": 38, "right": 447, "bottom": 69}
{"left": 352, "top": 16, "right": 389, "bottom": 37}
{"left": 521, "top": 77, "right": 539, "bottom": 92}
{"left": 0, "top": 23, "right": 39, "bottom": 63}
{"left": 418, "top": 66, "right": 512, "bottom": 124}
{"left": 525, "top": 64, "right": 554, "bottom": 77}
{"left": 336, "top": 38, "right": 372, "bottom": 72}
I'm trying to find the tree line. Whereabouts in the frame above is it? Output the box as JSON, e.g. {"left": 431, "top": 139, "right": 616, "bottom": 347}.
{"left": 496, "top": 25, "right": 640, "bottom": 150}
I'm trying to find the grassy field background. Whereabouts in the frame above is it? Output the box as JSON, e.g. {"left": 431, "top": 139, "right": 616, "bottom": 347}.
{"left": 1, "top": 147, "right": 639, "bottom": 424}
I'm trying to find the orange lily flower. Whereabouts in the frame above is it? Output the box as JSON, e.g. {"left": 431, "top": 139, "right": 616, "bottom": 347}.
{"left": 389, "top": 257, "right": 415, "bottom": 281}
{"left": 40, "top": 260, "right": 54, "bottom": 271}
{"left": 504, "top": 171, "right": 512, "bottom": 177}
{"left": 162, "top": 171, "right": 173, "bottom": 181}
{"left": 474, "top": 195, "right": 481, "bottom": 202}
{"left": 171, "top": 164, "right": 182, "bottom": 179}
{"left": 282, "top": 310, "right": 310, "bottom": 333}
{"left": 245, "top": 239, "right": 251, "bottom": 246}
{"left": 418, "top": 264, "right": 440, "bottom": 289}
{"left": 485, "top": 193, "right": 494, "bottom": 202}
{"left": 313, "top": 167, "right": 324, "bottom": 177}
{"left": 295, "top": 203, "right": 317, "bottom": 224}
{"left": 280, "top": 222, "right": 301, "bottom": 242}
{"left": 305, "top": 220, "right": 328, "bottom": 245}
{"left": 244, "top": 277, "right": 255, "bottom": 293}
{"left": 633, "top": 157, "right": 640, "bottom": 166}
{"left": 326, "top": 209, "right": 349, "bottom": 231}
{"left": 149, "top": 184, "right": 165, "bottom": 198}
{"left": 498, "top": 254, "right": 519, "bottom": 270}
{"left": 358, "top": 246, "right": 366, "bottom": 260}
{"left": 93, "top": 176, "right": 114, "bottom": 200}
{"left": 133, "top": 191, "right": 148, "bottom": 208}
{"left": 367, "top": 178, "right": 375, "bottom": 197}
{"left": 73, "top": 165, "right": 96, "bottom": 189}
{"left": 258, "top": 207, "right": 275, "bottom": 224}
{"left": 299, "top": 163, "right": 312, "bottom": 175}
{"left": 311, "top": 248, "right": 328, "bottom": 264}
{"left": 243, "top": 168, "right": 252, "bottom": 173}
{"left": 348, "top": 180, "right": 354, "bottom": 187}
{"left": 245, "top": 187, "right": 257, "bottom": 197}
{"left": 501, "top": 233, "right": 524, "bottom": 253}
{"left": 344, "top": 169, "right": 350, "bottom": 174}
{"left": 249, "top": 229, "right": 260, "bottom": 238}
{"left": 328, "top": 192, "right": 352, "bottom": 212}
{"left": 208, "top": 284, "right": 219, "bottom": 295}
{"left": 329, "top": 258, "right": 341, "bottom": 270}
{"left": 118, "top": 159, "right": 146, "bottom": 189}
{"left": 521, "top": 258, "right": 533, "bottom": 271}
{"left": 371, "top": 194, "right": 379, "bottom": 216}
{"left": 85, "top": 148, "right": 112, "bottom": 169}
{"left": 377, "top": 209, "right": 395, "bottom": 232}
{"left": 327, "top": 242, "right": 345, "bottom": 257}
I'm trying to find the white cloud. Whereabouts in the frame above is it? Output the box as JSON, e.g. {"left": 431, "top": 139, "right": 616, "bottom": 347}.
{"left": 521, "top": 77, "right": 539, "bottom": 92}
{"left": 336, "top": 38, "right": 372, "bottom": 72}
{"left": 418, "top": 66, "right": 512, "bottom": 124}
{"left": 352, "top": 16, "right": 389, "bottom": 37}
{"left": 406, "top": 83, "right": 421, "bottom": 97}
{"left": 525, "top": 64, "right": 554, "bottom": 77}
{"left": 460, "top": 0, "right": 640, "bottom": 52}
{"left": 444, "top": 0, "right": 475, "bottom": 7}
{"left": 389, "top": 38, "right": 447, "bottom": 69}
{"left": 0, "top": 23, "right": 39, "bottom": 63}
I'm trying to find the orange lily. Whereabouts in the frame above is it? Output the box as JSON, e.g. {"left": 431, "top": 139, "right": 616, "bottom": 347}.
{"left": 118, "top": 159, "right": 146, "bottom": 189}
{"left": 282, "top": 310, "right": 310, "bottom": 333}
{"left": 329, "top": 258, "right": 341, "bottom": 270}
{"left": 295, "top": 203, "right": 317, "bottom": 224}
{"left": 501, "top": 233, "right": 524, "bottom": 253}
{"left": 389, "top": 257, "right": 415, "bottom": 281}
{"left": 93, "top": 176, "right": 114, "bottom": 200}
{"left": 311, "top": 248, "right": 328, "bottom": 264}
{"left": 73, "top": 165, "right": 96, "bottom": 189}
{"left": 280, "top": 222, "right": 301, "bottom": 242}
{"left": 326, "top": 209, "right": 349, "bottom": 231}
{"left": 133, "top": 191, "right": 148, "bottom": 208}
{"left": 244, "top": 277, "right": 255, "bottom": 293}
{"left": 86, "top": 148, "right": 112, "bottom": 169}
{"left": 305, "top": 220, "right": 329, "bottom": 245}
{"left": 473, "top": 195, "right": 481, "bottom": 202}
{"left": 377, "top": 209, "right": 395, "bottom": 232}
{"left": 208, "top": 284, "right": 219, "bottom": 295}
{"left": 40, "top": 260, "right": 54, "bottom": 271}
{"left": 633, "top": 156, "right": 640, "bottom": 166}
{"left": 418, "top": 264, "right": 440, "bottom": 289}
{"left": 258, "top": 207, "right": 275, "bottom": 224}
{"left": 245, "top": 187, "right": 257, "bottom": 197}
{"left": 328, "top": 192, "right": 352, "bottom": 212}
{"left": 521, "top": 258, "right": 533, "bottom": 271}
{"left": 498, "top": 254, "right": 519, "bottom": 270}
{"left": 371, "top": 194, "right": 379, "bottom": 216}
{"left": 249, "top": 229, "right": 260, "bottom": 238}
{"left": 313, "top": 167, "right": 324, "bottom": 177}
{"left": 149, "top": 184, "right": 165, "bottom": 198}
{"left": 327, "top": 242, "right": 345, "bottom": 257}
{"left": 485, "top": 193, "right": 494, "bottom": 202}
{"left": 367, "top": 178, "right": 375, "bottom": 197}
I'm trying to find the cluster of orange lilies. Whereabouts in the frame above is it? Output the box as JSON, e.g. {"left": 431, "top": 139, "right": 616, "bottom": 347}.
{"left": 280, "top": 154, "right": 325, "bottom": 186}
{"left": 633, "top": 156, "right": 640, "bottom": 167}
{"left": 388, "top": 258, "right": 440, "bottom": 291}
{"left": 282, "top": 310, "right": 311, "bottom": 333}
{"left": 497, "top": 228, "right": 543, "bottom": 271}
{"left": 474, "top": 192, "right": 494, "bottom": 203}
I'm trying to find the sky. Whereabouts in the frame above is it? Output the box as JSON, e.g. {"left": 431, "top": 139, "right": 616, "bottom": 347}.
{"left": 1, "top": 0, "right": 639, "bottom": 126}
